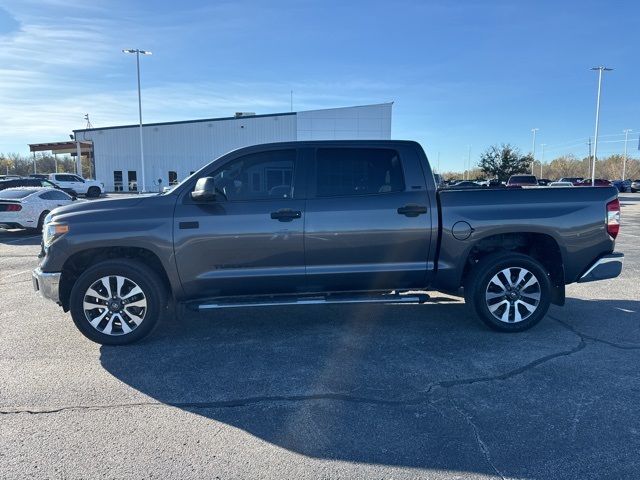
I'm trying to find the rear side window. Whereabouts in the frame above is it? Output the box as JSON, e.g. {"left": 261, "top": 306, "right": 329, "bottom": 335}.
{"left": 316, "top": 148, "right": 405, "bottom": 197}
{"left": 40, "top": 190, "right": 71, "bottom": 200}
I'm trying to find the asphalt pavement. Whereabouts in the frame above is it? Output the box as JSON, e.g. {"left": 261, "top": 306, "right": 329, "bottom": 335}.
{"left": 0, "top": 193, "right": 639, "bottom": 479}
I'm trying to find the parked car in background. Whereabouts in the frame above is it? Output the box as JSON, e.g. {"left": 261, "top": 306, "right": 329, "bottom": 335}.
{"left": 559, "top": 177, "right": 584, "bottom": 185}
{"left": 549, "top": 181, "right": 574, "bottom": 187}
{"left": 631, "top": 180, "right": 640, "bottom": 193}
{"left": 451, "top": 180, "right": 483, "bottom": 188}
{"left": 506, "top": 175, "right": 538, "bottom": 187}
{"left": 577, "top": 179, "right": 612, "bottom": 187}
{"left": 537, "top": 178, "right": 552, "bottom": 186}
{"left": 612, "top": 180, "right": 631, "bottom": 193}
{"left": 0, "top": 187, "right": 75, "bottom": 231}
{"left": 0, "top": 177, "right": 77, "bottom": 198}
{"left": 47, "top": 173, "right": 103, "bottom": 198}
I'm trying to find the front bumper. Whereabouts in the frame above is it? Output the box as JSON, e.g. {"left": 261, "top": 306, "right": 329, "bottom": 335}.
{"left": 578, "top": 253, "right": 624, "bottom": 283}
{"left": 32, "top": 267, "right": 61, "bottom": 303}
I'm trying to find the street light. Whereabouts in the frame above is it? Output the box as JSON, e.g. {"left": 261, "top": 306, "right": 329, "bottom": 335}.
{"left": 122, "top": 48, "right": 152, "bottom": 193}
{"left": 467, "top": 145, "right": 471, "bottom": 180}
{"left": 530, "top": 128, "right": 539, "bottom": 174}
{"left": 622, "top": 129, "right": 632, "bottom": 181}
{"left": 590, "top": 66, "right": 613, "bottom": 186}
{"left": 540, "top": 143, "right": 546, "bottom": 178}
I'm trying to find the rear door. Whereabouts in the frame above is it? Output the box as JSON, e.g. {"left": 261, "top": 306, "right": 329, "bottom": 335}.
{"left": 304, "top": 145, "right": 433, "bottom": 292}
{"left": 173, "top": 147, "right": 307, "bottom": 298}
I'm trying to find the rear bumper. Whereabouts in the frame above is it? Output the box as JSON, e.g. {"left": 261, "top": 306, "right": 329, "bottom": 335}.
{"left": 32, "top": 267, "right": 61, "bottom": 303}
{"left": 577, "top": 253, "right": 624, "bottom": 283}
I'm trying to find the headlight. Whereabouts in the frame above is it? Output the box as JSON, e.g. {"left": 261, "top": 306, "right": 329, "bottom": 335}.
{"left": 43, "top": 223, "right": 69, "bottom": 248}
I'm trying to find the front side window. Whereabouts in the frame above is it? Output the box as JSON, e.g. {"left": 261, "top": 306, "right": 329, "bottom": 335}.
{"left": 210, "top": 150, "right": 295, "bottom": 201}
{"left": 316, "top": 148, "right": 405, "bottom": 197}
{"left": 56, "top": 175, "right": 74, "bottom": 182}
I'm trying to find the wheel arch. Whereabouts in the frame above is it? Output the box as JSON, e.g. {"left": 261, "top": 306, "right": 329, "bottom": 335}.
{"left": 59, "top": 246, "right": 173, "bottom": 311}
{"left": 461, "top": 232, "right": 565, "bottom": 306}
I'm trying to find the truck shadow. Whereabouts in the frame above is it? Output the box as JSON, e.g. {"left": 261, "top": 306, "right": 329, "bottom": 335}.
{"left": 0, "top": 228, "right": 41, "bottom": 245}
{"left": 99, "top": 297, "right": 640, "bottom": 475}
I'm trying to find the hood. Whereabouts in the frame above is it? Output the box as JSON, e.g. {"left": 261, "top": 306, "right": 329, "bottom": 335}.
{"left": 49, "top": 194, "right": 157, "bottom": 222}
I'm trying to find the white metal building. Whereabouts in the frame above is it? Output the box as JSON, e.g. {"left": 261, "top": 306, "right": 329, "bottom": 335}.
{"left": 73, "top": 103, "right": 392, "bottom": 192}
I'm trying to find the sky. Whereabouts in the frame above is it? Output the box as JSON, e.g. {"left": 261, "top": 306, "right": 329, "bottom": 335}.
{"left": 1, "top": 0, "right": 639, "bottom": 172}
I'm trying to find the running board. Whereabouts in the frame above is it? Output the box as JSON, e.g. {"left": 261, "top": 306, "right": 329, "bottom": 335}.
{"left": 189, "top": 292, "right": 430, "bottom": 311}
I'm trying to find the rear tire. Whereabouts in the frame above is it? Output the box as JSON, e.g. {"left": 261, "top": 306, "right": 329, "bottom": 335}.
{"left": 464, "top": 252, "right": 551, "bottom": 332}
{"left": 33, "top": 210, "right": 49, "bottom": 233}
{"left": 69, "top": 259, "right": 166, "bottom": 345}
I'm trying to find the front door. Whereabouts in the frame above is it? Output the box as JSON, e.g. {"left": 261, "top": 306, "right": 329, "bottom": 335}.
{"left": 304, "top": 146, "right": 433, "bottom": 292}
{"left": 173, "top": 148, "right": 306, "bottom": 298}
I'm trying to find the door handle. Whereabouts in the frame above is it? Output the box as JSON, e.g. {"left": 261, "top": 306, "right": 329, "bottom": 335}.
{"left": 397, "top": 204, "right": 428, "bottom": 217}
{"left": 270, "top": 209, "right": 302, "bottom": 222}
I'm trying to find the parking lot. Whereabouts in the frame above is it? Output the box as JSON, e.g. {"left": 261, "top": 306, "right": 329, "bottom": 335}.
{"left": 0, "top": 193, "right": 638, "bottom": 479}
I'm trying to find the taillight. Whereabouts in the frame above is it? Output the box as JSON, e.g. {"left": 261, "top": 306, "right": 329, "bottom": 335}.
{"left": 6, "top": 204, "right": 22, "bottom": 212}
{"left": 606, "top": 198, "right": 620, "bottom": 239}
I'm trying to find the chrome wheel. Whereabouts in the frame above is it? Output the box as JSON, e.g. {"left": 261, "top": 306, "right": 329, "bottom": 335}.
{"left": 83, "top": 275, "right": 147, "bottom": 335}
{"left": 485, "top": 267, "right": 541, "bottom": 323}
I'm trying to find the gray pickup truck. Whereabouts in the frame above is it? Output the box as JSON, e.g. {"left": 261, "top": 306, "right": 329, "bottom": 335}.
{"left": 33, "top": 140, "right": 624, "bottom": 345}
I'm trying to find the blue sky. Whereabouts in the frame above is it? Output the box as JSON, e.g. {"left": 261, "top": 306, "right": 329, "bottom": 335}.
{"left": 1, "top": 0, "right": 639, "bottom": 171}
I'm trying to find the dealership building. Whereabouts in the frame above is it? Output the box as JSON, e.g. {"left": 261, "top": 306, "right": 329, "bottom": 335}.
{"left": 61, "top": 103, "right": 392, "bottom": 192}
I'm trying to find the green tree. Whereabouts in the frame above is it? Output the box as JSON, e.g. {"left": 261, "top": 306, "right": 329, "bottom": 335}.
{"left": 478, "top": 144, "right": 533, "bottom": 182}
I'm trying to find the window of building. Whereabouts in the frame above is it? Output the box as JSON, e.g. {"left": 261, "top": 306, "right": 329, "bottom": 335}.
{"left": 168, "top": 171, "right": 178, "bottom": 186}
{"left": 315, "top": 148, "right": 405, "bottom": 197}
{"left": 128, "top": 171, "right": 137, "bottom": 192}
{"left": 209, "top": 149, "right": 295, "bottom": 201}
{"left": 113, "top": 171, "right": 123, "bottom": 192}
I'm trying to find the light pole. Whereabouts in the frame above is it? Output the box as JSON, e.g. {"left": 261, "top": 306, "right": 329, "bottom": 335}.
{"left": 122, "top": 48, "right": 152, "bottom": 193}
{"left": 590, "top": 66, "right": 613, "bottom": 186}
{"left": 531, "top": 128, "right": 539, "bottom": 174}
{"left": 623, "top": 129, "right": 632, "bottom": 181}
{"left": 467, "top": 145, "right": 471, "bottom": 180}
{"left": 540, "top": 143, "right": 546, "bottom": 178}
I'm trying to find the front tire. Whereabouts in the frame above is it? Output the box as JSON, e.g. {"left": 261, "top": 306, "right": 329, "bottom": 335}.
{"left": 69, "top": 260, "right": 166, "bottom": 345}
{"left": 464, "top": 252, "right": 551, "bottom": 332}
{"left": 87, "top": 186, "right": 101, "bottom": 198}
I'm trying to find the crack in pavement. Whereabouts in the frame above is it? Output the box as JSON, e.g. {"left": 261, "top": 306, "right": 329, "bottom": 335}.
{"left": 0, "top": 335, "right": 587, "bottom": 416}
{"left": 448, "top": 393, "right": 506, "bottom": 480}
{"left": 549, "top": 315, "right": 640, "bottom": 350}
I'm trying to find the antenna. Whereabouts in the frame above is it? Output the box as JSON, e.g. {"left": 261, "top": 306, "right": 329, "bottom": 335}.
{"left": 84, "top": 113, "right": 93, "bottom": 129}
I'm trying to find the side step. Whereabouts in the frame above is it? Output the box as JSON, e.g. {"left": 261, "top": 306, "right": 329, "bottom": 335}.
{"left": 188, "top": 292, "right": 430, "bottom": 311}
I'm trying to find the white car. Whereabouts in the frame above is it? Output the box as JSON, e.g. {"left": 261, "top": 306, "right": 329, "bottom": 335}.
{"left": 0, "top": 187, "right": 75, "bottom": 231}
{"left": 48, "top": 173, "right": 104, "bottom": 198}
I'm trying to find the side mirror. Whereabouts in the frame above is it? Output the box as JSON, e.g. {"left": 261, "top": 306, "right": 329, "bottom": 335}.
{"left": 191, "top": 177, "right": 222, "bottom": 201}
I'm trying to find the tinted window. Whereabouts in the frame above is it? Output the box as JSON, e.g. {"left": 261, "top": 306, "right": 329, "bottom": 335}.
{"left": 0, "top": 189, "right": 34, "bottom": 199}
{"left": 211, "top": 150, "right": 295, "bottom": 201}
{"left": 316, "top": 148, "right": 404, "bottom": 197}
{"left": 40, "top": 190, "right": 70, "bottom": 200}
{"left": 509, "top": 176, "right": 537, "bottom": 183}
{"left": 55, "top": 174, "right": 76, "bottom": 182}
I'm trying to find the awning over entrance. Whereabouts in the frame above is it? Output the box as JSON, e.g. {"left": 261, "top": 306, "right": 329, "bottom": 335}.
{"left": 29, "top": 141, "right": 92, "bottom": 155}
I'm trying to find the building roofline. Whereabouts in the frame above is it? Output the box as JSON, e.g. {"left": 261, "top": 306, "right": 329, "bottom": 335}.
{"left": 72, "top": 102, "right": 394, "bottom": 134}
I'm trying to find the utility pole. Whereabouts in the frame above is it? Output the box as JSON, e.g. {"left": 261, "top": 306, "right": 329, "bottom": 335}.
{"left": 540, "top": 144, "right": 546, "bottom": 178}
{"left": 587, "top": 137, "right": 592, "bottom": 176}
{"left": 122, "top": 48, "right": 152, "bottom": 193}
{"left": 623, "top": 129, "right": 632, "bottom": 181}
{"left": 590, "top": 66, "right": 613, "bottom": 185}
{"left": 531, "top": 128, "right": 539, "bottom": 174}
{"left": 467, "top": 145, "right": 471, "bottom": 180}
